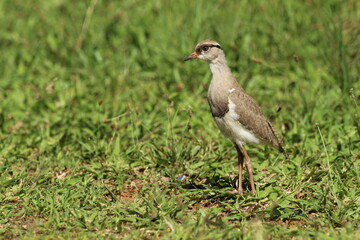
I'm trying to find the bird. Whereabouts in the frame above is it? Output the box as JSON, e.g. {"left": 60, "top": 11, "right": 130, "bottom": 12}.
{"left": 183, "top": 39, "right": 287, "bottom": 195}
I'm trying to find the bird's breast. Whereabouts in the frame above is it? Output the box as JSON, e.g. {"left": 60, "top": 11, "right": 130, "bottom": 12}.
{"left": 212, "top": 99, "right": 261, "bottom": 146}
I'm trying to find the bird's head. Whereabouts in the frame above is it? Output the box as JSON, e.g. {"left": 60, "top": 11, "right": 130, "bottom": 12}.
{"left": 183, "top": 39, "right": 223, "bottom": 63}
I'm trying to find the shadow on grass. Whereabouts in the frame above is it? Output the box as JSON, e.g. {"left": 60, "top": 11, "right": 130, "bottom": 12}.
{"left": 180, "top": 175, "right": 255, "bottom": 196}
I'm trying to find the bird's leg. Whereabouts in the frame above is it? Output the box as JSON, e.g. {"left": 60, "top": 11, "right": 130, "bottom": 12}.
{"left": 241, "top": 146, "right": 256, "bottom": 195}
{"left": 234, "top": 144, "right": 244, "bottom": 195}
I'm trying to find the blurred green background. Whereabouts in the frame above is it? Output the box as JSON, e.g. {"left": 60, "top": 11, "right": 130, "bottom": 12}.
{"left": 0, "top": 0, "right": 359, "bottom": 239}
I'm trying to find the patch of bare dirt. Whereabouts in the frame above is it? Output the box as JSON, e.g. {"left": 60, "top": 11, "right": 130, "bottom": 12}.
{"left": 117, "top": 179, "right": 143, "bottom": 204}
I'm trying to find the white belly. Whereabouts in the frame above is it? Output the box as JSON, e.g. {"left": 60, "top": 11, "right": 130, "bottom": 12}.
{"left": 214, "top": 99, "right": 260, "bottom": 146}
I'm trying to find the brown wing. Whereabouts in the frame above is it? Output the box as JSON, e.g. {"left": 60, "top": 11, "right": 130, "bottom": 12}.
{"left": 229, "top": 87, "right": 287, "bottom": 156}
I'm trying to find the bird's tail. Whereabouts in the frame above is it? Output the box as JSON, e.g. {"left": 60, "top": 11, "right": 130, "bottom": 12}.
{"left": 278, "top": 145, "right": 289, "bottom": 160}
{"left": 267, "top": 120, "right": 289, "bottom": 160}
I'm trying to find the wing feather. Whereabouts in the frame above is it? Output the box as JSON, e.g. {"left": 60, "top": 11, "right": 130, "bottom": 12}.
{"left": 228, "top": 87, "right": 287, "bottom": 156}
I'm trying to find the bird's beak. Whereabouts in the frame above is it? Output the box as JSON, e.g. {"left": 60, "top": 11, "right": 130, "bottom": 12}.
{"left": 183, "top": 52, "right": 198, "bottom": 62}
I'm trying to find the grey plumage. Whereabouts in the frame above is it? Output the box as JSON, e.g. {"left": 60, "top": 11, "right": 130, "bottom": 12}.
{"left": 227, "top": 84, "right": 286, "bottom": 154}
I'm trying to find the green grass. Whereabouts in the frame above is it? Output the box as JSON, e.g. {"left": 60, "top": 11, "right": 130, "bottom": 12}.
{"left": 1, "top": 0, "right": 359, "bottom": 239}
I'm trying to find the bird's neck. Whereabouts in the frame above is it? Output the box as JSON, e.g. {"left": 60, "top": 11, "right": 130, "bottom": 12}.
{"left": 209, "top": 54, "right": 231, "bottom": 75}
{"left": 209, "top": 54, "right": 232, "bottom": 82}
{"left": 207, "top": 54, "right": 236, "bottom": 103}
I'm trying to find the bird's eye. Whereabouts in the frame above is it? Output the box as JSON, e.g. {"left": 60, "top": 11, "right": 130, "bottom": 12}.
{"left": 202, "top": 46, "right": 209, "bottom": 52}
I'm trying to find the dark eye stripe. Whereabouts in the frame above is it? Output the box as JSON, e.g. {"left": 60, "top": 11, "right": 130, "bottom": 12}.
{"left": 196, "top": 44, "right": 222, "bottom": 53}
